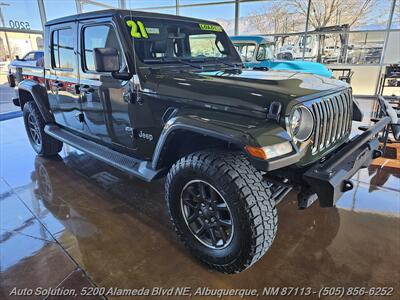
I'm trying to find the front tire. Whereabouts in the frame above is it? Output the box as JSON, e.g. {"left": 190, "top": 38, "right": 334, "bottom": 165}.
{"left": 23, "top": 101, "right": 63, "bottom": 156}
{"left": 165, "top": 151, "right": 278, "bottom": 273}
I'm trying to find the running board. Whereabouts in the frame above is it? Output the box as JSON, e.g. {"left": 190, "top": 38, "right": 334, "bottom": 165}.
{"left": 45, "top": 124, "right": 161, "bottom": 182}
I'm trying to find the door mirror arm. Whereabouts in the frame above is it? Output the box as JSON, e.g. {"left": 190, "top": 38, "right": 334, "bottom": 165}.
{"left": 111, "top": 71, "right": 132, "bottom": 80}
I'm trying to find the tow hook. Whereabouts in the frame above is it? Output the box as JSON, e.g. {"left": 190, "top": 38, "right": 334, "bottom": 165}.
{"left": 342, "top": 180, "right": 354, "bottom": 192}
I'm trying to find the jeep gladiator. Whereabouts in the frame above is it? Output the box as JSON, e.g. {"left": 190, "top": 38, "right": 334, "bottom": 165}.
{"left": 13, "top": 9, "right": 389, "bottom": 273}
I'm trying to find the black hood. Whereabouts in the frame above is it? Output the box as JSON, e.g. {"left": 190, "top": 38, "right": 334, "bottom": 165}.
{"left": 144, "top": 68, "right": 349, "bottom": 117}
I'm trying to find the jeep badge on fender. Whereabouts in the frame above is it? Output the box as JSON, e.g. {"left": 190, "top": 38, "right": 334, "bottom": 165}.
{"left": 138, "top": 131, "right": 153, "bottom": 141}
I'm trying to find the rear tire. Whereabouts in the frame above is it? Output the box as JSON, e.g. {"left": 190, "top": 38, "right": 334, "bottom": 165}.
{"left": 8, "top": 75, "right": 16, "bottom": 87}
{"left": 165, "top": 150, "right": 278, "bottom": 273}
{"left": 23, "top": 101, "right": 63, "bottom": 156}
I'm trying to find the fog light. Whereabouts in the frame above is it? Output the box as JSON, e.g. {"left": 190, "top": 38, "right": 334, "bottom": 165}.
{"left": 245, "top": 141, "right": 293, "bottom": 160}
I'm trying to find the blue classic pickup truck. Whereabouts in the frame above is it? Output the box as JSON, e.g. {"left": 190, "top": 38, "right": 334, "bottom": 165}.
{"left": 231, "top": 35, "right": 333, "bottom": 78}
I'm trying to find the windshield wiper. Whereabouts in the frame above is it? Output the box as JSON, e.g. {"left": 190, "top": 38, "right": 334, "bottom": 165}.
{"left": 143, "top": 57, "right": 203, "bottom": 69}
{"left": 203, "top": 57, "right": 242, "bottom": 68}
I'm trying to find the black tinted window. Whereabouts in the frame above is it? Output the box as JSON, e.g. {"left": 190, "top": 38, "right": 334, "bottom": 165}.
{"left": 83, "top": 25, "right": 123, "bottom": 72}
{"left": 52, "top": 28, "right": 74, "bottom": 69}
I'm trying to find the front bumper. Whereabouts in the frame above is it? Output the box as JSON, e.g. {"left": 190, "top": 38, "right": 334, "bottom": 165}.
{"left": 303, "top": 117, "right": 390, "bottom": 207}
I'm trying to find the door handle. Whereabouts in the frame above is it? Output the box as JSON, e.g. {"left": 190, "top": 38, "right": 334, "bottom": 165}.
{"left": 80, "top": 85, "right": 94, "bottom": 94}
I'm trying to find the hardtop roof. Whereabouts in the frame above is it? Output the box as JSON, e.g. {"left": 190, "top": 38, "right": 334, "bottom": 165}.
{"left": 45, "top": 9, "right": 221, "bottom": 27}
{"left": 230, "top": 35, "right": 274, "bottom": 44}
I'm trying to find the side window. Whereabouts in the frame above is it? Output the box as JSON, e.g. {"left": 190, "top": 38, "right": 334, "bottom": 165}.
{"left": 83, "top": 24, "right": 124, "bottom": 72}
{"left": 239, "top": 44, "right": 255, "bottom": 62}
{"left": 52, "top": 28, "right": 74, "bottom": 70}
{"left": 34, "top": 52, "right": 44, "bottom": 60}
{"left": 257, "top": 44, "right": 275, "bottom": 61}
{"left": 23, "top": 52, "right": 35, "bottom": 61}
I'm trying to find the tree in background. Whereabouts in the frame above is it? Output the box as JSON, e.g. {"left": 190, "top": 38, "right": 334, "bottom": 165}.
{"left": 293, "top": 0, "right": 377, "bottom": 30}
{"left": 249, "top": 2, "right": 302, "bottom": 34}
{"left": 248, "top": 0, "right": 382, "bottom": 34}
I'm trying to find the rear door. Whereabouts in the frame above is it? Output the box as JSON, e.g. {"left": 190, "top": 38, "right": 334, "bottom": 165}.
{"left": 47, "top": 22, "right": 83, "bottom": 133}
{"left": 78, "top": 18, "right": 135, "bottom": 149}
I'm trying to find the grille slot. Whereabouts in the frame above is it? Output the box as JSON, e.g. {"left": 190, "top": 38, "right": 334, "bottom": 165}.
{"left": 311, "top": 89, "right": 352, "bottom": 153}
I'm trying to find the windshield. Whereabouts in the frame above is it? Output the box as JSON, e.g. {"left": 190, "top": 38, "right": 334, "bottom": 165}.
{"left": 233, "top": 43, "right": 256, "bottom": 62}
{"left": 233, "top": 42, "right": 275, "bottom": 61}
{"left": 125, "top": 17, "right": 239, "bottom": 64}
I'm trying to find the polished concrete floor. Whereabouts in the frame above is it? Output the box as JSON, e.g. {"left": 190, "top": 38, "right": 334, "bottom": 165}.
{"left": 1, "top": 100, "right": 399, "bottom": 300}
{"left": 0, "top": 83, "right": 17, "bottom": 114}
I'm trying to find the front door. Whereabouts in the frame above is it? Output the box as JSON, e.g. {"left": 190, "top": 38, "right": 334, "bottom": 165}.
{"left": 47, "top": 22, "right": 83, "bottom": 133}
{"left": 78, "top": 19, "right": 135, "bottom": 150}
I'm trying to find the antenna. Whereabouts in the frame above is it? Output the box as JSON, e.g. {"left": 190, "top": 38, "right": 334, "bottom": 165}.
{"left": 127, "top": 0, "right": 140, "bottom": 103}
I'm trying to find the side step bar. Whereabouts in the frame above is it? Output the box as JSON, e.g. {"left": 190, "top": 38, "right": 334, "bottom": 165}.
{"left": 45, "top": 124, "right": 162, "bottom": 182}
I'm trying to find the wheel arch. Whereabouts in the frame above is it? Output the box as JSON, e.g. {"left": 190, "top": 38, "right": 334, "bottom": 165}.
{"left": 152, "top": 116, "right": 252, "bottom": 170}
{"left": 18, "top": 80, "right": 54, "bottom": 123}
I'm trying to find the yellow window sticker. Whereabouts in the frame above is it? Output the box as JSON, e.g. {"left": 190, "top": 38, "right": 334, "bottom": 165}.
{"left": 199, "top": 23, "right": 223, "bottom": 32}
{"left": 146, "top": 27, "right": 160, "bottom": 34}
{"left": 126, "top": 20, "right": 149, "bottom": 38}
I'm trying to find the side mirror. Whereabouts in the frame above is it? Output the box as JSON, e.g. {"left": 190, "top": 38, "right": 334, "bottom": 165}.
{"left": 15, "top": 55, "right": 20, "bottom": 61}
{"left": 94, "top": 48, "right": 120, "bottom": 73}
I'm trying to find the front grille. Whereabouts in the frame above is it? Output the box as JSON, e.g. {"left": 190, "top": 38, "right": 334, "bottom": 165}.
{"left": 310, "top": 89, "right": 353, "bottom": 153}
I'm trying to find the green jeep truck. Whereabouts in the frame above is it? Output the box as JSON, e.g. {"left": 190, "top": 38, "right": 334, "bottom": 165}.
{"left": 13, "top": 10, "right": 389, "bottom": 273}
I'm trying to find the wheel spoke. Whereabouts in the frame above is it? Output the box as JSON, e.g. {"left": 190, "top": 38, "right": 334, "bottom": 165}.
{"left": 198, "top": 182, "right": 207, "bottom": 199}
{"left": 219, "top": 219, "right": 232, "bottom": 227}
{"left": 187, "top": 213, "right": 198, "bottom": 223}
{"left": 195, "top": 224, "right": 206, "bottom": 236}
{"left": 185, "top": 185, "right": 198, "bottom": 199}
{"left": 208, "top": 228, "right": 217, "bottom": 246}
{"left": 216, "top": 202, "right": 229, "bottom": 211}
{"left": 34, "top": 131, "right": 41, "bottom": 144}
{"left": 218, "top": 226, "right": 227, "bottom": 242}
{"left": 210, "top": 189, "right": 219, "bottom": 202}
{"left": 183, "top": 198, "right": 197, "bottom": 209}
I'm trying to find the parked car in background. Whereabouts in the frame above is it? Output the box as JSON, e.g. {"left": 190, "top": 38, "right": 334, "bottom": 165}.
{"left": 231, "top": 36, "right": 333, "bottom": 78}
{"left": 7, "top": 50, "right": 44, "bottom": 87}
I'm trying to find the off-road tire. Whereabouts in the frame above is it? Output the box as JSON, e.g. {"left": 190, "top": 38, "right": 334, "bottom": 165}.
{"left": 165, "top": 150, "right": 278, "bottom": 273}
{"left": 23, "top": 101, "right": 63, "bottom": 156}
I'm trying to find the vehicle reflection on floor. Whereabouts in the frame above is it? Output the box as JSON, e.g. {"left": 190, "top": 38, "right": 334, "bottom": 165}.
{"left": 1, "top": 113, "right": 399, "bottom": 299}
{"left": 24, "top": 149, "right": 400, "bottom": 291}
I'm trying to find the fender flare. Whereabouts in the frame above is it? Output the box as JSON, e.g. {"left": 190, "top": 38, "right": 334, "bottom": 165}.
{"left": 18, "top": 80, "right": 54, "bottom": 123}
{"left": 151, "top": 115, "right": 252, "bottom": 170}
{"left": 151, "top": 112, "right": 293, "bottom": 170}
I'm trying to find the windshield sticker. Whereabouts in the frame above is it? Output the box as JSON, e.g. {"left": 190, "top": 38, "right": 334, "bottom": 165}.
{"left": 199, "top": 24, "right": 223, "bottom": 32}
{"left": 146, "top": 27, "right": 160, "bottom": 35}
{"left": 126, "top": 20, "right": 149, "bottom": 38}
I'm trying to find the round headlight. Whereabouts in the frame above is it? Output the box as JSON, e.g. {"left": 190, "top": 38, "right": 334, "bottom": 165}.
{"left": 288, "top": 106, "right": 314, "bottom": 142}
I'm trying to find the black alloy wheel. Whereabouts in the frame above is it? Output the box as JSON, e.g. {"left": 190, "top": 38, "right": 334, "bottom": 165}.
{"left": 180, "top": 180, "right": 233, "bottom": 249}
